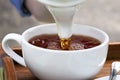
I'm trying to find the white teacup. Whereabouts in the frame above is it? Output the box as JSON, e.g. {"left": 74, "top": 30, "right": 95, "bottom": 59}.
{"left": 2, "top": 24, "right": 109, "bottom": 80}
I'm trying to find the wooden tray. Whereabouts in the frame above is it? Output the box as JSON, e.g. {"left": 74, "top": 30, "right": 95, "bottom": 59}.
{"left": 0, "top": 42, "right": 120, "bottom": 80}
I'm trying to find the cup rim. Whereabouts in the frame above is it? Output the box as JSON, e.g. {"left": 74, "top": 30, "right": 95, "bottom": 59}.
{"left": 22, "top": 23, "right": 109, "bottom": 53}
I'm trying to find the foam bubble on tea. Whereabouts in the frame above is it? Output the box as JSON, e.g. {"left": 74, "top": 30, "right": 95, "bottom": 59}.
{"left": 37, "top": 0, "right": 85, "bottom": 50}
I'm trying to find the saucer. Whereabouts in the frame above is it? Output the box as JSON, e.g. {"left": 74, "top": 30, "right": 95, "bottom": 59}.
{"left": 95, "top": 75, "right": 120, "bottom": 80}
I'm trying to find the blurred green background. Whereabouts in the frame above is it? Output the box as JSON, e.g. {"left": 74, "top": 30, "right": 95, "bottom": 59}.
{"left": 0, "top": 0, "right": 120, "bottom": 42}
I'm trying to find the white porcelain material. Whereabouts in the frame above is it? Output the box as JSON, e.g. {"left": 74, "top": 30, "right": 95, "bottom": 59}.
{"left": 95, "top": 75, "right": 120, "bottom": 80}
{"left": 37, "top": 0, "right": 85, "bottom": 7}
{"left": 2, "top": 24, "right": 109, "bottom": 80}
{"left": 37, "top": 0, "right": 85, "bottom": 39}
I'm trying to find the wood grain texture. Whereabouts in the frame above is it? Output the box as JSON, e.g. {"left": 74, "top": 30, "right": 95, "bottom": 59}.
{"left": 0, "top": 42, "right": 120, "bottom": 80}
{"left": 0, "top": 44, "right": 17, "bottom": 80}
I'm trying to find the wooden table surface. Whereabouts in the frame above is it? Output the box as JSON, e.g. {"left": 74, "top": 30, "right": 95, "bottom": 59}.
{"left": 0, "top": 42, "right": 120, "bottom": 80}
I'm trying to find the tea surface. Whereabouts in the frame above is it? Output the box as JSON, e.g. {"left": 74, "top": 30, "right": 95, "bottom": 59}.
{"left": 28, "top": 34, "right": 101, "bottom": 50}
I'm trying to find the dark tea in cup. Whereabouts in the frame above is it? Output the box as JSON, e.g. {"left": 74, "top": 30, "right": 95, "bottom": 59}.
{"left": 2, "top": 24, "right": 109, "bottom": 80}
{"left": 28, "top": 34, "right": 101, "bottom": 50}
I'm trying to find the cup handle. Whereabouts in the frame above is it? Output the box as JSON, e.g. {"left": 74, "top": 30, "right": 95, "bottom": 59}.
{"left": 2, "top": 33, "right": 26, "bottom": 66}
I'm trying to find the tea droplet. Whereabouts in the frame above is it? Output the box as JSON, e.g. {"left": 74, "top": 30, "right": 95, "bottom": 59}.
{"left": 60, "top": 38, "right": 71, "bottom": 50}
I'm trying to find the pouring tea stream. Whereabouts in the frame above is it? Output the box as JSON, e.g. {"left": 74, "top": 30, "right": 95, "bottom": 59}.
{"left": 37, "top": 0, "right": 85, "bottom": 49}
